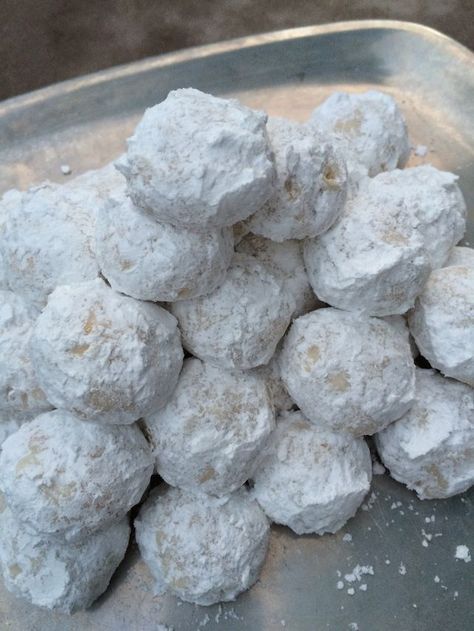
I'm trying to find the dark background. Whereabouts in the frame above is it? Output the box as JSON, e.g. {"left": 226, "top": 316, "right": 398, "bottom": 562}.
{"left": 1, "top": 0, "right": 473, "bottom": 101}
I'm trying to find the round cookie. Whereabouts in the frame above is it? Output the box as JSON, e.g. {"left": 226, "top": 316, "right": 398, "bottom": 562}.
{"left": 303, "top": 174, "right": 432, "bottom": 316}
{"left": 445, "top": 246, "right": 474, "bottom": 268}
{"left": 96, "top": 196, "right": 234, "bottom": 302}
{"left": 0, "top": 163, "right": 126, "bottom": 310}
{"left": 251, "top": 411, "right": 372, "bottom": 534}
{"left": 279, "top": 308, "right": 416, "bottom": 436}
{"left": 0, "top": 410, "right": 153, "bottom": 542}
{"left": 375, "top": 369, "right": 474, "bottom": 499}
{"left": 143, "top": 358, "right": 274, "bottom": 496}
{"left": 408, "top": 265, "right": 474, "bottom": 386}
{"left": 30, "top": 278, "right": 183, "bottom": 424}
{"left": 309, "top": 90, "right": 410, "bottom": 184}
{"left": 116, "top": 88, "right": 275, "bottom": 231}
{"left": 134, "top": 486, "right": 270, "bottom": 606}
{"left": 236, "top": 233, "right": 322, "bottom": 318}
{"left": 360, "top": 166, "right": 466, "bottom": 269}
{"left": 170, "top": 253, "right": 294, "bottom": 370}
{"left": 0, "top": 499, "right": 130, "bottom": 613}
{"left": 0, "top": 291, "right": 51, "bottom": 422}
{"left": 245, "top": 116, "right": 347, "bottom": 241}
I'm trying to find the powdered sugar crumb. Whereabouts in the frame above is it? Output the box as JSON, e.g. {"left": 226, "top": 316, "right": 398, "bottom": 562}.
{"left": 455, "top": 545, "right": 471, "bottom": 562}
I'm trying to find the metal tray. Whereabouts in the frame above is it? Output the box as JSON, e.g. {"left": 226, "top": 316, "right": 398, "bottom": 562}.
{"left": 0, "top": 20, "right": 473, "bottom": 631}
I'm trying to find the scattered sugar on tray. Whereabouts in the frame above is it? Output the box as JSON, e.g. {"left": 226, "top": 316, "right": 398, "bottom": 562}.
{"left": 434, "top": 575, "right": 440, "bottom": 583}
{"left": 337, "top": 581, "right": 344, "bottom": 590}
{"left": 60, "top": 164, "right": 72, "bottom": 175}
{"left": 342, "top": 533, "right": 353, "bottom": 543}
{"left": 455, "top": 545, "right": 471, "bottom": 562}
{"left": 347, "top": 588, "right": 355, "bottom": 596}
{"left": 398, "top": 563, "right": 407, "bottom": 575}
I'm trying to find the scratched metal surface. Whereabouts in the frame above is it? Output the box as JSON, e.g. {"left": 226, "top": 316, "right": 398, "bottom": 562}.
{"left": 0, "top": 20, "right": 473, "bottom": 631}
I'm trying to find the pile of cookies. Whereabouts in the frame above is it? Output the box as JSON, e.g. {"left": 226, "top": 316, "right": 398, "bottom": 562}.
{"left": 0, "top": 87, "right": 472, "bottom": 613}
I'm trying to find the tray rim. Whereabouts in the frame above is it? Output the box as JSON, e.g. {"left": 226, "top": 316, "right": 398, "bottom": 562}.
{"left": 1, "top": 19, "right": 473, "bottom": 117}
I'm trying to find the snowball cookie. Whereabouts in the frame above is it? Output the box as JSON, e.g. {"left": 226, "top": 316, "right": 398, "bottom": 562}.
{"left": 364, "top": 166, "right": 466, "bottom": 270}
{"left": 304, "top": 176, "right": 431, "bottom": 316}
{"left": 171, "top": 253, "right": 294, "bottom": 370}
{"left": 309, "top": 90, "right": 410, "bottom": 184}
{"left": 0, "top": 409, "right": 153, "bottom": 542}
{"left": 96, "top": 195, "right": 233, "bottom": 302}
{"left": 116, "top": 88, "right": 275, "bottom": 231}
{"left": 0, "top": 291, "right": 51, "bottom": 422}
{"left": 236, "top": 233, "right": 322, "bottom": 318}
{"left": 375, "top": 369, "right": 474, "bottom": 499}
{"left": 279, "top": 308, "right": 415, "bottom": 436}
{"left": 408, "top": 266, "right": 474, "bottom": 386}
{"left": 0, "top": 499, "right": 130, "bottom": 613}
{"left": 245, "top": 117, "right": 347, "bottom": 241}
{"left": 0, "top": 163, "right": 126, "bottom": 310}
{"left": 135, "top": 485, "right": 270, "bottom": 605}
{"left": 30, "top": 278, "right": 183, "bottom": 424}
{"left": 446, "top": 246, "right": 474, "bottom": 268}
{"left": 143, "top": 358, "right": 275, "bottom": 496}
{"left": 251, "top": 411, "right": 371, "bottom": 534}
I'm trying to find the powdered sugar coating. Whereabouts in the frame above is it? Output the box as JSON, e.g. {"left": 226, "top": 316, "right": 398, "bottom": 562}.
{"left": 117, "top": 88, "right": 275, "bottom": 231}
{"left": 375, "top": 369, "right": 474, "bottom": 499}
{"left": 0, "top": 190, "right": 22, "bottom": 291}
{"left": 30, "top": 278, "right": 183, "bottom": 424}
{"left": 0, "top": 417, "right": 23, "bottom": 448}
{"left": 0, "top": 291, "right": 51, "bottom": 421}
{"left": 446, "top": 246, "right": 474, "bottom": 268}
{"left": 134, "top": 486, "right": 270, "bottom": 605}
{"left": 96, "top": 195, "right": 234, "bottom": 302}
{"left": 0, "top": 500, "right": 130, "bottom": 613}
{"left": 363, "top": 166, "right": 466, "bottom": 269}
{"left": 251, "top": 411, "right": 372, "bottom": 534}
{"left": 143, "top": 358, "right": 275, "bottom": 496}
{"left": 253, "top": 348, "right": 294, "bottom": 413}
{"left": 236, "top": 233, "right": 322, "bottom": 318}
{"left": 382, "top": 315, "right": 418, "bottom": 358}
{"left": 408, "top": 266, "right": 474, "bottom": 386}
{"left": 171, "top": 253, "right": 294, "bottom": 370}
{"left": 279, "top": 308, "right": 416, "bottom": 436}
{"left": 0, "top": 410, "right": 153, "bottom": 542}
{"left": 304, "top": 174, "right": 432, "bottom": 316}
{"left": 0, "top": 163, "right": 126, "bottom": 310}
{"left": 309, "top": 90, "right": 410, "bottom": 185}
{"left": 246, "top": 117, "right": 347, "bottom": 241}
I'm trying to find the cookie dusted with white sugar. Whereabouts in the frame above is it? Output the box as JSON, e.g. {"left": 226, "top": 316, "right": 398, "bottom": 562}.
{"left": 245, "top": 117, "right": 347, "bottom": 241}
{"left": 361, "top": 166, "right": 466, "bottom": 269}
{"left": 382, "top": 315, "right": 418, "bottom": 358}
{"left": 375, "top": 369, "right": 474, "bottom": 499}
{"left": 309, "top": 90, "right": 410, "bottom": 185}
{"left": 446, "top": 246, "right": 474, "bottom": 268}
{"left": 170, "top": 253, "right": 294, "bottom": 370}
{"left": 408, "top": 265, "right": 474, "bottom": 386}
{"left": 0, "top": 499, "right": 130, "bottom": 613}
{"left": 0, "top": 163, "right": 126, "bottom": 310}
{"left": 279, "top": 308, "right": 415, "bottom": 436}
{"left": 236, "top": 233, "right": 322, "bottom": 318}
{"left": 0, "top": 291, "right": 51, "bottom": 422}
{"left": 0, "top": 410, "right": 153, "bottom": 542}
{"left": 253, "top": 348, "right": 295, "bottom": 414}
{"left": 116, "top": 88, "right": 275, "bottom": 231}
{"left": 304, "top": 175, "right": 432, "bottom": 316}
{"left": 96, "top": 196, "right": 234, "bottom": 302}
{"left": 251, "top": 411, "right": 372, "bottom": 534}
{"left": 143, "top": 358, "right": 275, "bottom": 496}
{"left": 30, "top": 278, "right": 183, "bottom": 424}
{"left": 134, "top": 486, "right": 270, "bottom": 606}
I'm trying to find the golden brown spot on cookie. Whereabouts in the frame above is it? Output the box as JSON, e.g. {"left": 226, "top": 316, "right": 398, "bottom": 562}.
{"left": 303, "top": 345, "right": 320, "bottom": 372}
{"left": 120, "top": 259, "right": 134, "bottom": 271}
{"left": 199, "top": 467, "right": 217, "bottom": 483}
{"left": 69, "top": 343, "right": 90, "bottom": 356}
{"left": 333, "top": 111, "right": 363, "bottom": 135}
{"left": 26, "top": 256, "right": 35, "bottom": 271}
{"left": 8, "top": 564, "right": 22, "bottom": 578}
{"left": 89, "top": 447, "right": 105, "bottom": 459}
{"left": 20, "top": 392, "right": 28, "bottom": 409}
{"left": 83, "top": 310, "right": 96, "bottom": 335}
{"left": 426, "top": 464, "right": 448, "bottom": 491}
{"left": 326, "top": 371, "right": 351, "bottom": 392}
{"left": 39, "top": 481, "right": 77, "bottom": 504}
{"left": 15, "top": 440, "right": 46, "bottom": 474}
{"left": 323, "top": 164, "right": 341, "bottom": 190}
{"left": 284, "top": 176, "right": 300, "bottom": 200}
{"left": 381, "top": 229, "right": 408, "bottom": 246}
{"left": 177, "top": 287, "right": 191, "bottom": 299}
